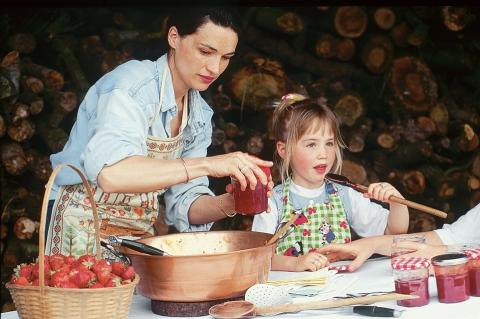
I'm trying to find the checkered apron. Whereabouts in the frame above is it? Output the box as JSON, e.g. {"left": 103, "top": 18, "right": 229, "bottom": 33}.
{"left": 276, "top": 179, "right": 352, "bottom": 256}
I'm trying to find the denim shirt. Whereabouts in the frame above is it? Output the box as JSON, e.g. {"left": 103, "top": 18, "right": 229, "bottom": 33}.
{"left": 50, "top": 54, "right": 215, "bottom": 232}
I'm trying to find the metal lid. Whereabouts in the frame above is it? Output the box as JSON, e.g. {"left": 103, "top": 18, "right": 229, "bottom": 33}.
{"left": 431, "top": 253, "right": 469, "bottom": 266}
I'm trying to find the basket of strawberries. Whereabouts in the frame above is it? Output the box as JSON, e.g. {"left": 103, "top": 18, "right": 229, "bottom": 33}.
{"left": 5, "top": 164, "right": 140, "bottom": 319}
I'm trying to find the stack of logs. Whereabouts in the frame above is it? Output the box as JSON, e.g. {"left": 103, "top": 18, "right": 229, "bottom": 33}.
{"left": 1, "top": 6, "right": 480, "bottom": 312}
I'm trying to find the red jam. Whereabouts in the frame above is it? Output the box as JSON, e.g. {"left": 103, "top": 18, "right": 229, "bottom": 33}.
{"left": 435, "top": 273, "right": 470, "bottom": 303}
{"left": 232, "top": 167, "right": 270, "bottom": 215}
{"left": 394, "top": 278, "right": 429, "bottom": 307}
{"left": 469, "top": 267, "right": 480, "bottom": 296}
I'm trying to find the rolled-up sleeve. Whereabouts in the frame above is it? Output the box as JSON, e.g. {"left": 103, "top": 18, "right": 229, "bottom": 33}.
{"left": 82, "top": 89, "right": 149, "bottom": 183}
{"left": 164, "top": 122, "right": 214, "bottom": 232}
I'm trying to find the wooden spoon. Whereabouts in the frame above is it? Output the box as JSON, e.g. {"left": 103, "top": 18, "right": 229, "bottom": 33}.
{"left": 326, "top": 173, "right": 447, "bottom": 219}
{"left": 209, "top": 293, "right": 416, "bottom": 318}
{"left": 265, "top": 213, "right": 299, "bottom": 246}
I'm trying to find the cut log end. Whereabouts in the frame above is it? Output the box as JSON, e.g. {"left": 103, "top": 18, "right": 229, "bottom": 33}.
{"left": 315, "top": 33, "right": 337, "bottom": 58}
{"left": 374, "top": 7, "right": 396, "bottom": 30}
{"left": 442, "top": 6, "right": 475, "bottom": 32}
{"left": 334, "top": 94, "right": 363, "bottom": 127}
{"left": 401, "top": 170, "right": 426, "bottom": 195}
{"left": 390, "top": 57, "right": 438, "bottom": 112}
{"left": 334, "top": 6, "right": 368, "bottom": 39}
{"left": 361, "top": 35, "right": 394, "bottom": 74}
{"left": 335, "top": 38, "right": 356, "bottom": 61}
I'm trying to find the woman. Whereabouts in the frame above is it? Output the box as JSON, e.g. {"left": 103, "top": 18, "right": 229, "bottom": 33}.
{"left": 46, "top": 8, "right": 273, "bottom": 256}
{"left": 317, "top": 203, "right": 480, "bottom": 272}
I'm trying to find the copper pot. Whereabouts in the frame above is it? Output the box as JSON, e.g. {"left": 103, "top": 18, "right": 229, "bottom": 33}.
{"left": 120, "top": 231, "right": 274, "bottom": 302}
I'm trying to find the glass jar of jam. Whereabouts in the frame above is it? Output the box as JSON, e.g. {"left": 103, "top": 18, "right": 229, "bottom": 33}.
{"left": 464, "top": 248, "right": 480, "bottom": 297}
{"left": 391, "top": 235, "right": 426, "bottom": 266}
{"left": 392, "top": 257, "right": 430, "bottom": 307}
{"left": 231, "top": 166, "right": 270, "bottom": 215}
{"left": 432, "top": 253, "right": 470, "bottom": 303}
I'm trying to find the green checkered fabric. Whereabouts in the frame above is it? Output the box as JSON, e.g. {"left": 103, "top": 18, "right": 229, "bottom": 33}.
{"left": 276, "top": 179, "right": 352, "bottom": 255}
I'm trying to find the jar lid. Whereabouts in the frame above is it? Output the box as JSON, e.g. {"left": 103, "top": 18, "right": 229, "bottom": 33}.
{"left": 391, "top": 257, "right": 430, "bottom": 270}
{"left": 464, "top": 248, "right": 480, "bottom": 260}
{"left": 431, "top": 253, "right": 469, "bottom": 266}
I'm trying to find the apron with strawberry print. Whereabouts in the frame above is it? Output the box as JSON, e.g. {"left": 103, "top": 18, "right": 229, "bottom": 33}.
{"left": 276, "top": 179, "right": 352, "bottom": 256}
{"left": 46, "top": 70, "right": 188, "bottom": 257}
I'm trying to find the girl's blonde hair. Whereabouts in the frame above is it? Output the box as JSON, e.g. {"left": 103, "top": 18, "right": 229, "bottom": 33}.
{"left": 271, "top": 94, "right": 346, "bottom": 183}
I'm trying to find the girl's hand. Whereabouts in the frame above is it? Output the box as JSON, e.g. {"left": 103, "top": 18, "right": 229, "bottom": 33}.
{"left": 295, "top": 252, "right": 329, "bottom": 272}
{"left": 364, "top": 182, "right": 404, "bottom": 203}
{"left": 208, "top": 152, "right": 273, "bottom": 191}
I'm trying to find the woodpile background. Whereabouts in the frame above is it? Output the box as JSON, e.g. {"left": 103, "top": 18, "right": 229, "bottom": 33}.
{"left": 1, "top": 6, "right": 479, "bottom": 311}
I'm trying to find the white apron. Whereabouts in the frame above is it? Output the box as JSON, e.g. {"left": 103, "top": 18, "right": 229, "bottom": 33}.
{"left": 46, "top": 70, "right": 189, "bottom": 256}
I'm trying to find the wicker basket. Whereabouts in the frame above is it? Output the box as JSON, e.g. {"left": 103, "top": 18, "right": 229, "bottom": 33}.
{"left": 6, "top": 164, "right": 139, "bottom": 319}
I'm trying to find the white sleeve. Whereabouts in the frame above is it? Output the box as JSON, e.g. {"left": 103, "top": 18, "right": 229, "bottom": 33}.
{"left": 434, "top": 204, "right": 480, "bottom": 245}
{"left": 252, "top": 197, "right": 279, "bottom": 234}
{"left": 346, "top": 187, "right": 389, "bottom": 237}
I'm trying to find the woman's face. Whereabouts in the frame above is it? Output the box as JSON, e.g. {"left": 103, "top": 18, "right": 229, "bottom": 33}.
{"left": 169, "top": 21, "right": 238, "bottom": 92}
{"left": 288, "top": 119, "right": 337, "bottom": 189}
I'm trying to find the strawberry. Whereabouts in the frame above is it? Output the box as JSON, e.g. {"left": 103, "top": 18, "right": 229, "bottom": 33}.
{"left": 48, "top": 254, "right": 66, "bottom": 271}
{"left": 14, "top": 263, "right": 34, "bottom": 281}
{"left": 90, "top": 282, "right": 104, "bottom": 289}
{"left": 55, "top": 264, "right": 71, "bottom": 274}
{"left": 64, "top": 255, "right": 76, "bottom": 265}
{"left": 78, "top": 254, "right": 96, "bottom": 270}
{"left": 121, "top": 266, "right": 135, "bottom": 280}
{"left": 70, "top": 270, "right": 95, "bottom": 288}
{"left": 104, "top": 274, "right": 122, "bottom": 287}
{"left": 11, "top": 276, "right": 29, "bottom": 286}
{"left": 32, "top": 259, "right": 51, "bottom": 280}
{"left": 93, "top": 260, "right": 112, "bottom": 286}
{"left": 111, "top": 261, "right": 126, "bottom": 276}
{"left": 50, "top": 271, "right": 70, "bottom": 287}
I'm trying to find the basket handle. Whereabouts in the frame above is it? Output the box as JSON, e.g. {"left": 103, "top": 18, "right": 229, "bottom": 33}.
{"left": 38, "top": 164, "right": 101, "bottom": 289}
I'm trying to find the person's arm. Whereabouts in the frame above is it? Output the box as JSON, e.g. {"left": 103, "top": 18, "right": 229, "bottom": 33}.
{"left": 88, "top": 91, "right": 272, "bottom": 194}
{"left": 363, "top": 182, "right": 409, "bottom": 235}
{"left": 317, "top": 231, "right": 444, "bottom": 272}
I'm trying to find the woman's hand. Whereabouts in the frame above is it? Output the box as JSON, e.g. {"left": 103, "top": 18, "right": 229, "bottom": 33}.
{"left": 209, "top": 152, "right": 273, "bottom": 191}
{"left": 364, "top": 182, "right": 404, "bottom": 203}
{"left": 295, "top": 252, "right": 329, "bottom": 272}
{"left": 393, "top": 241, "right": 447, "bottom": 260}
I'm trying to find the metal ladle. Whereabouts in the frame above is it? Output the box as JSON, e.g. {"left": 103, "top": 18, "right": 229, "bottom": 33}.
{"left": 325, "top": 173, "right": 447, "bottom": 219}
{"left": 209, "top": 284, "right": 415, "bottom": 318}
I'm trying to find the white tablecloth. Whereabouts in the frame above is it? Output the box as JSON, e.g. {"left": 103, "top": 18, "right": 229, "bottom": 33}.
{"left": 3, "top": 258, "right": 479, "bottom": 319}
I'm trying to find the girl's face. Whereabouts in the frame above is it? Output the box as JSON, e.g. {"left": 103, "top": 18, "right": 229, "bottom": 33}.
{"left": 282, "top": 119, "right": 337, "bottom": 189}
{"left": 168, "top": 21, "right": 238, "bottom": 92}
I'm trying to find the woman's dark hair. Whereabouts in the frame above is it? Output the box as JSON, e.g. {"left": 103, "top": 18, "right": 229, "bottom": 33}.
{"left": 166, "top": 7, "right": 241, "bottom": 37}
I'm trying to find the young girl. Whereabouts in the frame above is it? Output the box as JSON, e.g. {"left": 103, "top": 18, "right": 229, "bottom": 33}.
{"left": 252, "top": 94, "right": 409, "bottom": 272}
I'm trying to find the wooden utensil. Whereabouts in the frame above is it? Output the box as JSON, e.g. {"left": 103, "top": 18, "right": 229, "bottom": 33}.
{"left": 265, "top": 213, "right": 299, "bottom": 246}
{"left": 326, "top": 173, "right": 447, "bottom": 219}
{"left": 209, "top": 293, "right": 416, "bottom": 318}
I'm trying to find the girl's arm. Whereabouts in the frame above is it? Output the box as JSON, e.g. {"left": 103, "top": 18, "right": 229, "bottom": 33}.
{"left": 363, "top": 182, "right": 409, "bottom": 234}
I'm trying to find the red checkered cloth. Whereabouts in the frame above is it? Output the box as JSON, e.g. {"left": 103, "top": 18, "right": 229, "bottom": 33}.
{"left": 464, "top": 248, "right": 480, "bottom": 260}
{"left": 329, "top": 265, "right": 349, "bottom": 272}
{"left": 391, "top": 257, "right": 430, "bottom": 270}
